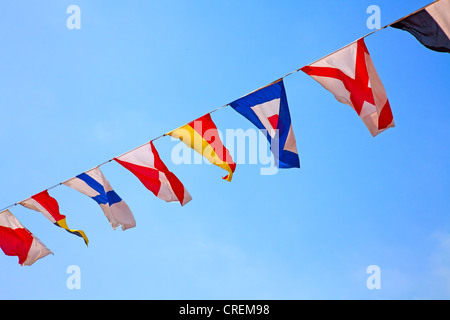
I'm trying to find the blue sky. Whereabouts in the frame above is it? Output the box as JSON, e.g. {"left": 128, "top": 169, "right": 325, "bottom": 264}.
{"left": 0, "top": 0, "right": 449, "bottom": 299}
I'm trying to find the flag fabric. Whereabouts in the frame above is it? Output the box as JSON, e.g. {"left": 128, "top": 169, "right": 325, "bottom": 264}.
{"left": 301, "top": 38, "right": 395, "bottom": 137}
{"left": 20, "top": 190, "right": 89, "bottom": 246}
{"left": 0, "top": 209, "right": 53, "bottom": 266}
{"left": 64, "top": 167, "right": 136, "bottom": 231}
{"left": 167, "top": 113, "right": 236, "bottom": 182}
{"left": 114, "top": 141, "right": 192, "bottom": 206}
{"left": 391, "top": 0, "right": 450, "bottom": 53}
{"left": 229, "top": 79, "right": 300, "bottom": 169}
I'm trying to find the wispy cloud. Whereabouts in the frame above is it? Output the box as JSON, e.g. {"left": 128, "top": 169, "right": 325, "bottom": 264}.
{"left": 429, "top": 231, "right": 450, "bottom": 295}
{"left": 91, "top": 112, "right": 146, "bottom": 143}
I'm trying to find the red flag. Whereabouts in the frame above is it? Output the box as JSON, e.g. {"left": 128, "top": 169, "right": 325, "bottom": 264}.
{"left": 20, "top": 190, "right": 89, "bottom": 246}
{"left": 301, "top": 38, "right": 394, "bottom": 136}
{"left": 0, "top": 210, "right": 53, "bottom": 266}
{"left": 115, "top": 141, "right": 192, "bottom": 206}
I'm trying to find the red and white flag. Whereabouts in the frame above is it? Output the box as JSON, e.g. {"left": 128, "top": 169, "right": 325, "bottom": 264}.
{"left": 20, "top": 190, "right": 89, "bottom": 246}
{"left": 0, "top": 210, "right": 53, "bottom": 266}
{"left": 114, "top": 141, "right": 192, "bottom": 206}
{"left": 301, "top": 38, "right": 394, "bottom": 137}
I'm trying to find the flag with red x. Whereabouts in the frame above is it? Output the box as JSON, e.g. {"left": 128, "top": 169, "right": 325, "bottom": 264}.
{"left": 301, "top": 38, "right": 394, "bottom": 137}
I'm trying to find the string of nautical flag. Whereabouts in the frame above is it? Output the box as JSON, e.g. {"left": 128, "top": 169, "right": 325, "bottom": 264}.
{"left": 1, "top": 0, "right": 448, "bottom": 266}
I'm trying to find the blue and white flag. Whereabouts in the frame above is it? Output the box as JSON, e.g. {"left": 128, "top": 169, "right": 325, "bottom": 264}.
{"left": 229, "top": 79, "right": 300, "bottom": 169}
{"left": 64, "top": 167, "right": 136, "bottom": 231}
{"left": 391, "top": 0, "right": 450, "bottom": 53}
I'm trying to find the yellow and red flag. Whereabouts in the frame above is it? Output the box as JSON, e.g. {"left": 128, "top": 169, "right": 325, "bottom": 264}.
{"left": 168, "top": 113, "right": 236, "bottom": 182}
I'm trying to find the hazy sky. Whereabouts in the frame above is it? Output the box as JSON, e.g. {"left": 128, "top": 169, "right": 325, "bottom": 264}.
{"left": 0, "top": 0, "right": 449, "bottom": 299}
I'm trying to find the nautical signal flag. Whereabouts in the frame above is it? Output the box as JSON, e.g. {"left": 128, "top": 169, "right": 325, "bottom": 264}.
{"left": 167, "top": 113, "right": 236, "bottom": 182}
{"left": 0, "top": 210, "right": 53, "bottom": 266}
{"left": 63, "top": 167, "right": 136, "bottom": 231}
{"left": 301, "top": 38, "right": 395, "bottom": 137}
{"left": 391, "top": 0, "right": 450, "bottom": 53}
{"left": 114, "top": 141, "right": 192, "bottom": 206}
{"left": 229, "top": 79, "right": 300, "bottom": 169}
{"left": 20, "top": 190, "right": 89, "bottom": 246}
